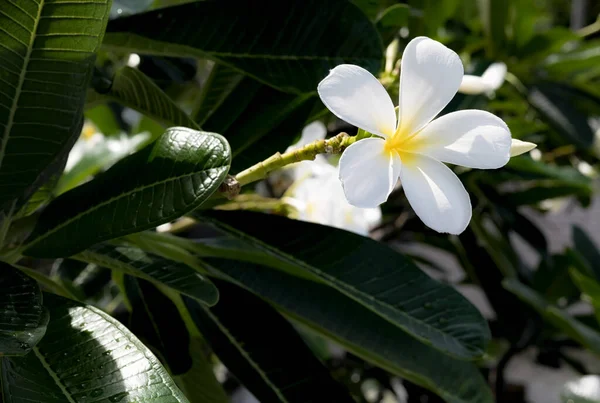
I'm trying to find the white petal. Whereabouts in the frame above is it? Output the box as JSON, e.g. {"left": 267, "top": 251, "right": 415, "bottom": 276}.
{"left": 318, "top": 65, "right": 396, "bottom": 138}
{"left": 458, "top": 75, "right": 493, "bottom": 95}
{"left": 481, "top": 62, "right": 507, "bottom": 90}
{"left": 400, "top": 154, "right": 471, "bottom": 234}
{"left": 510, "top": 139, "right": 537, "bottom": 157}
{"left": 339, "top": 138, "right": 400, "bottom": 208}
{"left": 413, "top": 110, "right": 512, "bottom": 169}
{"left": 398, "top": 37, "right": 464, "bottom": 135}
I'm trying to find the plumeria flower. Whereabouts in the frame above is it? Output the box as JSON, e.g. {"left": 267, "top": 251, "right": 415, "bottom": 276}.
{"left": 458, "top": 62, "right": 507, "bottom": 95}
{"left": 287, "top": 162, "right": 381, "bottom": 236}
{"left": 317, "top": 36, "right": 513, "bottom": 234}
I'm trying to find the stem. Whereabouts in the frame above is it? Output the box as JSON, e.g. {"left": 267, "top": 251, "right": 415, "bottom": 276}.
{"left": 234, "top": 132, "right": 355, "bottom": 186}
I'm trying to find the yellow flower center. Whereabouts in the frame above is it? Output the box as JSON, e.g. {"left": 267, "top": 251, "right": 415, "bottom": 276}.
{"left": 382, "top": 126, "right": 425, "bottom": 165}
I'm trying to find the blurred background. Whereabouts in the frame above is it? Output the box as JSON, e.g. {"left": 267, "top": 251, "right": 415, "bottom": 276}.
{"left": 63, "top": 0, "right": 600, "bottom": 402}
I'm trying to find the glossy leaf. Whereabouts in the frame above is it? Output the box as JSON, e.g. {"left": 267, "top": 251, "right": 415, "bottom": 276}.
{"left": 0, "top": 0, "right": 111, "bottom": 212}
{"left": 204, "top": 258, "right": 493, "bottom": 403}
{"left": 103, "top": 0, "right": 383, "bottom": 93}
{"left": 184, "top": 280, "right": 356, "bottom": 403}
{"left": 24, "top": 127, "right": 231, "bottom": 257}
{"left": 92, "top": 66, "right": 199, "bottom": 129}
{"left": 75, "top": 242, "right": 219, "bottom": 305}
{"left": 504, "top": 278, "right": 600, "bottom": 354}
{"left": 199, "top": 211, "right": 490, "bottom": 360}
{"left": 0, "top": 263, "right": 47, "bottom": 356}
{"left": 0, "top": 294, "right": 189, "bottom": 402}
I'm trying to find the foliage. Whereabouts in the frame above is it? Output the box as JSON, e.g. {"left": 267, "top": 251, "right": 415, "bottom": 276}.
{"left": 2, "top": 0, "right": 600, "bottom": 402}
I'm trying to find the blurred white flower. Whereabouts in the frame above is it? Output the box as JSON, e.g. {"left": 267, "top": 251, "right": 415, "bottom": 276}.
{"left": 285, "top": 121, "right": 331, "bottom": 180}
{"left": 458, "top": 62, "right": 507, "bottom": 95}
{"left": 317, "top": 36, "right": 512, "bottom": 234}
{"left": 287, "top": 161, "right": 381, "bottom": 236}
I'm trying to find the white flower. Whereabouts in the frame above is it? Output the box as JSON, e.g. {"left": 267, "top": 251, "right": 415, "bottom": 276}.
{"left": 317, "top": 36, "right": 512, "bottom": 234}
{"left": 285, "top": 121, "right": 331, "bottom": 180}
{"left": 458, "top": 62, "right": 507, "bottom": 95}
{"left": 287, "top": 162, "right": 381, "bottom": 236}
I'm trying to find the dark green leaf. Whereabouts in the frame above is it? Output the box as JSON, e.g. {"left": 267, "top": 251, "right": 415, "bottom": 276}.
{"left": 0, "top": 263, "right": 47, "bottom": 356}
{"left": 526, "top": 83, "right": 595, "bottom": 149}
{"left": 24, "top": 127, "right": 231, "bottom": 257}
{"left": 0, "top": 293, "right": 189, "bottom": 402}
{"left": 504, "top": 278, "right": 600, "bottom": 354}
{"left": 204, "top": 258, "right": 493, "bottom": 403}
{"left": 122, "top": 276, "right": 192, "bottom": 374}
{"left": 75, "top": 242, "right": 219, "bottom": 305}
{"left": 184, "top": 280, "right": 355, "bottom": 403}
{"left": 103, "top": 0, "right": 383, "bottom": 93}
{"left": 573, "top": 225, "right": 600, "bottom": 282}
{"left": 376, "top": 4, "right": 410, "bottom": 43}
{"left": 93, "top": 66, "right": 199, "bottom": 129}
{"left": 199, "top": 211, "right": 490, "bottom": 360}
{"left": 504, "top": 183, "right": 592, "bottom": 206}
{"left": 191, "top": 64, "right": 244, "bottom": 126}
{"left": 0, "top": 0, "right": 111, "bottom": 212}
{"left": 478, "top": 0, "right": 508, "bottom": 57}
{"left": 200, "top": 77, "right": 316, "bottom": 173}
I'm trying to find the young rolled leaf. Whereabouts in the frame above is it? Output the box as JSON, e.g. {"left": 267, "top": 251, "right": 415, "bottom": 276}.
{"left": 200, "top": 211, "right": 490, "bottom": 360}
{"left": 204, "top": 258, "right": 493, "bottom": 403}
{"left": 0, "top": 0, "right": 111, "bottom": 213}
{"left": 0, "top": 263, "right": 48, "bottom": 356}
{"left": 103, "top": 0, "right": 383, "bottom": 93}
{"left": 0, "top": 294, "right": 189, "bottom": 402}
{"left": 24, "top": 127, "right": 231, "bottom": 257}
{"left": 184, "top": 280, "right": 356, "bottom": 403}
{"left": 91, "top": 66, "right": 200, "bottom": 130}
{"left": 75, "top": 242, "right": 219, "bottom": 306}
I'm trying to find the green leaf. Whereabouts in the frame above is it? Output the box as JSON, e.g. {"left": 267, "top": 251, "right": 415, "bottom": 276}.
{"left": 573, "top": 225, "right": 600, "bottom": 282}
{"left": 184, "top": 280, "right": 356, "bottom": 403}
{"left": 526, "top": 83, "right": 595, "bottom": 149}
{"left": 103, "top": 0, "right": 383, "bottom": 93}
{"left": 478, "top": 0, "right": 508, "bottom": 57}
{"left": 561, "top": 375, "right": 600, "bottom": 403}
{"left": 174, "top": 337, "right": 229, "bottom": 403}
{"left": 121, "top": 276, "right": 192, "bottom": 374}
{"left": 504, "top": 183, "right": 592, "bottom": 206}
{"left": 85, "top": 104, "right": 122, "bottom": 137}
{"left": 74, "top": 242, "right": 219, "bottom": 306}
{"left": 569, "top": 268, "right": 600, "bottom": 325}
{"left": 56, "top": 132, "right": 150, "bottom": 195}
{"left": 0, "top": 263, "right": 48, "bottom": 356}
{"left": 503, "top": 278, "right": 600, "bottom": 354}
{"left": 204, "top": 258, "right": 493, "bottom": 403}
{"left": 199, "top": 211, "right": 490, "bottom": 360}
{"left": 24, "top": 127, "right": 231, "bottom": 258}
{"left": 191, "top": 64, "right": 244, "bottom": 126}
{"left": 376, "top": 4, "right": 410, "bottom": 43}
{"left": 0, "top": 0, "right": 111, "bottom": 212}
{"left": 92, "top": 66, "right": 200, "bottom": 130}
{"left": 0, "top": 293, "right": 189, "bottom": 402}
{"left": 199, "top": 76, "right": 316, "bottom": 173}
